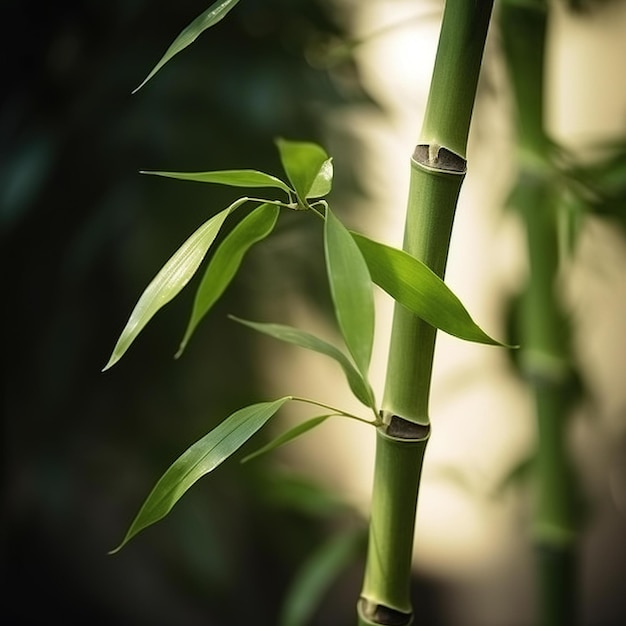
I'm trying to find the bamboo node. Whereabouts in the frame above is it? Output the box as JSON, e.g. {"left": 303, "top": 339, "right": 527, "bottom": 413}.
{"left": 358, "top": 598, "right": 413, "bottom": 626}
{"left": 412, "top": 144, "right": 466, "bottom": 174}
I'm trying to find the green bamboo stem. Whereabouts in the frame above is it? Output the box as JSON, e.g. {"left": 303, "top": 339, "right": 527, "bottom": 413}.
{"left": 520, "top": 176, "right": 579, "bottom": 626}
{"left": 358, "top": 2, "right": 494, "bottom": 624}
{"left": 500, "top": 2, "right": 579, "bottom": 624}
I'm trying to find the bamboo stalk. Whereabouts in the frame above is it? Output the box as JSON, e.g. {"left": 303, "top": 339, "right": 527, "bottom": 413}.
{"left": 499, "top": 2, "right": 579, "bottom": 624}
{"left": 358, "top": 2, "right": 494, "bottom": 624}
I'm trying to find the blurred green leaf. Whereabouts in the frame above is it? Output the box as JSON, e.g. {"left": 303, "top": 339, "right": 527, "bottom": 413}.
{"left": 231, "top": 317, "right": 376, "bottom": 408}
{"left": 141, "top": 169, "right": 293, "bottom": 195}
{"left": 258, "top": 471, "right": 351, "bottom": 519}
{"left": 103, "top": 198, "right": 247, "bottom": 370}
{"left": 492, "top": 454, "right": 535, "bottom": 499}
{"left": 353, "top": 233, "right": 508, "bottom": 346}
{"left": 177, "top": 204, "right": 280, "bottom": 357}
{"left": 565, "top": 139, "right": 626, "bottom": 233}
{"left": 133, "top": 0, "right": 241, "bottom": 93}
{"left": 110, "top": 396, "right": 291, "bottom": 553}
{"left": 280, "top": 528, "right": 366, "bottom": 626}
{"left": 276, "top": 138, "right": 332, "bottom": 202}
{"left": 325, "top": 209, "right": 375, "bottom": 375}
{"left": 241, "top": 415, "right": 331, "bottom": 464}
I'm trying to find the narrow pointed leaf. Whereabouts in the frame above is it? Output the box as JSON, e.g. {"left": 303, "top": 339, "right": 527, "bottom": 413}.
{"left": 177, "top": 204, "right": 280, "bottom": 357}
{"left": 133, "top": 0, "right": 241, "bottom": 93}
{"left": 231, "top": 317, "right": 375, "bottom": 408}
{"left": 352, "top": 232, "right": 507, "bottom": 346}
{"left": 110, "top": 397, "right": 291, "bottom": 553}
{"left": 280, "top": 529, "right": 366, "bottom": 626}
{"left": 241, "top": 415, "right": 331, "bottom": 464}
{"left": 324, "top": 209, "right": 375, "bottom": 375}
{"left": 276, "top": 138, "right": 332, "bottom": 201}
{"left": 103, "top": 198, "right": 247, "bottom": 370}
{"left": 142, "top": 169, "right": 292, "bottom": 194}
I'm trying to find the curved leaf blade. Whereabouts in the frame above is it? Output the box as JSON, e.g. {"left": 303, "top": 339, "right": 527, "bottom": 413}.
{"left": 110, "top": 397, "right": 291, "bottom": 553}
{"left": 276, "top": 138, "right": 332, "bottom": 201}
{"left": 141, "top": 169, "right": 292, "bottom": 194}
{"left": 231, "top": 317, "right": 376, "bottom": 408}
{"left": 241, "top": 415, "right": 331, "bottom": 464}
{"left": 177, "top": 204, "right": 280, "bottom": 356}
{"left": 325, "top": 209, "right": 375, "bottom": 375}
{"left": 103, "top": 198, "right": 247, "bottom": 371}
{"left": 352, "top": 233, "right": 506, "bottom": 346}
{"left": 133, "top": 0, "right": 241, "bottom": 93}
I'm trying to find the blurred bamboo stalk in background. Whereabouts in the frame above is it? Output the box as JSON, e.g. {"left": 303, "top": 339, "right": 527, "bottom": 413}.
{"left": 500, "top": 2, "right": 579, "bottom": 624}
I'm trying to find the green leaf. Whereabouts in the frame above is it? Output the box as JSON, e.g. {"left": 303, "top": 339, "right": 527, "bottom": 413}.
{"left": 241, "top": 415, "right": 331, "bottom": 464}
{"left": 279, "top": 529, "right": 366, "bottom": 626}
{"left": 177, "top": 204, "right": 280, "bottom": 357}
{"left": 103, "top": 198, "right": 247, "bottom": 371}
{"left": 306, "top": 157, "right": 333, "bottom": 199}
{"left": 110, "top": 397, "right": 291, "bottom": 553}
{"left": 324, "top": 209, "right": 375, "bottom": 375}
{"left": 231, "top": 317, "right": 376, "bottom": 408}
{"left": 276, "top": 138, "right": 332, "bottom": 201}
{"left": 141, "top": 169, "right": 292, "bottom": 195}
{"left": 133, "top": 0, "right": 241, "bottom": 93}
{"left": 352, "top": 233, "right": 507, "bottom": 346}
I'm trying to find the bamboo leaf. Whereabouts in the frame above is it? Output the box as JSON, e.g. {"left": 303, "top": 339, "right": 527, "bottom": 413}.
{"left": 103, "top": 198, "right": 247, "bottom": 370}
{"left": 177, "top": 204, "right": 280, "bottom": 357}
{"left": 325, "top": 209, "right": 375, "bottom": 375}
{"left": 133, "top": 0, "right": 241, "bottom": 93}
{"left": 280, "top": 529, "right": 366, "bottom": 626}
{"left": 231, "top": 317, "right": 376, "bottom": 408}
{"left": 276, "top": 138, "right": 332, "bottom": 201}
{"left": 352, "top": 233, "right": 507, "bottom": 346}
{"left": 141, "top": 169, "right": 292, "bottom": 195}
{"left": 110, "top": 397, "right": 291, "bottom": 553}
{"left": 241, "top": 415, "right": 331, "bottom": 464}
{"left": 306, "top": 157, "right": 334, "bottom": 199}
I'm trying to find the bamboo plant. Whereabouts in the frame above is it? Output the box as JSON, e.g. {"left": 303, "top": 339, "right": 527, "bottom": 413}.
{"left": 499, "top": 1, "right": 626, "bottom": 624}
{"left": 105, "top": 1, "right": 502, "bottom": 624}
{"left": 499, "top": 5, "right": 579, "bottom": 624}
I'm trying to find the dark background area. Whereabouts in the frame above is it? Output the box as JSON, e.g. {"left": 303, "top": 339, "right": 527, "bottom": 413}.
{"left": 2, "top": 1, "right": 387, "bottom": 624}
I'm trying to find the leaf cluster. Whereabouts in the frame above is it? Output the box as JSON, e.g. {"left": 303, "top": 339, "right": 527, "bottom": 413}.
{"left": 107, "top": 0, "right": 508, "bottom": 554}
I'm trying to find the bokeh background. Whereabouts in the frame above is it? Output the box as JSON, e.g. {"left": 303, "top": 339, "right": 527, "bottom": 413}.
{"left": 4, "top": 1, "right": 626, "bottom": 625}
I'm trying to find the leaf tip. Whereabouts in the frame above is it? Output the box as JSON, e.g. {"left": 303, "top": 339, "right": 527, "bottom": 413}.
{"left": 131, "top": 74, "right": 153, "bottom": 95}
{"left": 101, "top": 356, "right": 117, "bottom": 373}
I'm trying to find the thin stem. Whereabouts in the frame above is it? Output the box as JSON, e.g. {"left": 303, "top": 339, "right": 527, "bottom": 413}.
{"left": 290, "top": 396, "right": 381, "bottom": 427}
{"left": 246, "top": 196, "right": 299, "bottom": 210}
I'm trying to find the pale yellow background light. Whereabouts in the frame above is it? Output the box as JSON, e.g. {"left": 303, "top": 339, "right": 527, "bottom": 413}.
{"left": 259, "top": 2, "right": 626, "bottom": 623}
